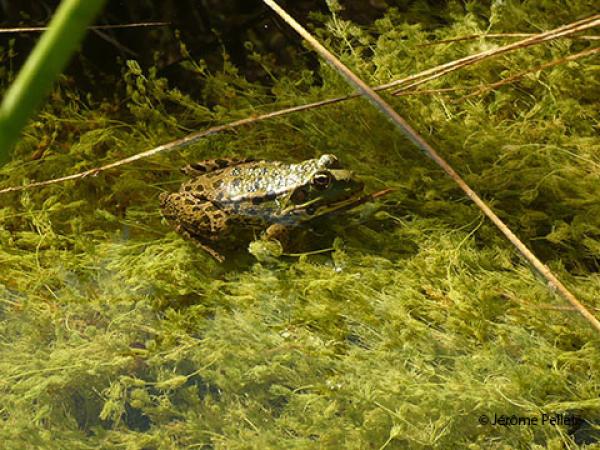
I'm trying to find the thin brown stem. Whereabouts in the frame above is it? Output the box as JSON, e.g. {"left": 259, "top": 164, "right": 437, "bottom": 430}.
{"left": 458, "top": 46, "right": 600, "bottom": 100}
{"left": 2, "top": 16, "right": 594, "bottom": 195}
{"left": 390, "top": 14, "right": 600, "bottom": 94}
{"left": 416, "top": 32, "right": 600, "bottom": 46}
{"left": 2, "top": 15, "right": 595, "bottom": 194}
{"left": 394, "top": 46, "right": 599, "bottom": 98}
{"left": 262, "top": 0, "right": 600, "bottom": 333}
{"left": 503, "top": 292, "right": 600, "bottom": 312}
{"left": 0, "top": 22, "right": 171, "bottom": 34}
{"left": 0, "top": 99, "right": 349, "bottom": 194}
{"left": 394, "top": 86, "right": 469, "bottom": 96}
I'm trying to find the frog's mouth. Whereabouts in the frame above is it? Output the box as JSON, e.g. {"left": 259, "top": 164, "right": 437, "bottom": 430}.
{"left": 302, "top": 188, "right": 393, "bottom": 218}
{"left": 279, "top": 185, "right": 392, "bottom": 221}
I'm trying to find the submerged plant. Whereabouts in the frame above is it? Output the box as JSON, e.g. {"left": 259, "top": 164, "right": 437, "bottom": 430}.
{"left": 0, "top": 1, "right": 599, "bottom": 448}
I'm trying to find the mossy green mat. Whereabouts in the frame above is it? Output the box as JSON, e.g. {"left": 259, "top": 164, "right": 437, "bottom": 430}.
{"left": 1, "top": 1, "right": 599, "bottom": 448}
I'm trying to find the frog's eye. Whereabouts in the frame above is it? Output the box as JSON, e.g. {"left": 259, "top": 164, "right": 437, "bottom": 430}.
{"left": 311, "top": 171, "right": 332, "bottom": 190}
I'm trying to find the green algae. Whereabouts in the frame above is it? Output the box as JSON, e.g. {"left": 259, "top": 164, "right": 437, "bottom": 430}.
{"left": 1, "top": 1, "right": 599, "bottom": 448}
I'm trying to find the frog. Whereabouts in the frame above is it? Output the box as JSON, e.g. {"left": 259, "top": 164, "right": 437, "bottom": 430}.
{"left": 159, "top": 154, "right": 389, "bottom": 261}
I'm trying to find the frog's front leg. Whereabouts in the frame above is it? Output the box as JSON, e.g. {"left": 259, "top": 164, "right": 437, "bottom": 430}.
{"left": 171, "top": 222, "right": 226, "bottom": 262}
{"left": 160, "top": 192, "right": 228, "bottom": 262}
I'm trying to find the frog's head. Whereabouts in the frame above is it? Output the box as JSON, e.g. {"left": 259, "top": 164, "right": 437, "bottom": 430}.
{"left": 280, "top": 154, "right": 365, "bottom": 221}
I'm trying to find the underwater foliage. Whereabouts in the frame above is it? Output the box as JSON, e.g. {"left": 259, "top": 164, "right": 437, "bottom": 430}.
{"left": 0, "top": 1, "right": 599, "bottom": 448}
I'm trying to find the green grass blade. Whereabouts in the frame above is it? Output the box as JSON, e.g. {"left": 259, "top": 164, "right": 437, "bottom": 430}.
{"left": 0, "top": 0, "right": 107, "bottom": 165}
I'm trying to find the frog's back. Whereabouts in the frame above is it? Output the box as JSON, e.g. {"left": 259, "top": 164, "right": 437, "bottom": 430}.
{"left": 182, "top": 159, "right": 315, "bottom": 202}
{"left": 217, "top": 159, "right": 323, "bottom": 202}
{"left": 178, "top": 154, "right": 341, "bottom": 204}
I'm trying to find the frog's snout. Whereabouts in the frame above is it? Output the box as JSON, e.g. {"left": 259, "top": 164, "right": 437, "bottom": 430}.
{"left": 353, "top": 176, "right": 365, "bottom": 191}
{"left": 342, "top": 171, "right": 364, "bottom": 193}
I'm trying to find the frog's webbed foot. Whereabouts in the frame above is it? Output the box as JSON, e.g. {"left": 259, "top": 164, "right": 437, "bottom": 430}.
{"left": 174, "top": 224, "right": 225, "bottom": 263}
{"left": 263, "top": 224, "right": 291, "bottom": 248}
{"left": 181, "top": 158, "right": 254, "bottom": 176}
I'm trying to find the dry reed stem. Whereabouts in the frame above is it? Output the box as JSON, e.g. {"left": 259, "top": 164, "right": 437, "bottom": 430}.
{"left": 393, "top": 46, "right": 599, "bottom": 98}
{"left": 262, "top": 0, "right": 600, "bottom": 333}
{"left": 393, "top": 86, "right": 468, "bottom": 96}
{"left": 0, "top": 22, "right": 171, "bottom": 34}
{"left": 457, "top": 46, "right": 600, "bottom": 100}
{"left": 1, "top": 15, "right": 595, "bottom": 195}
{"left": 390, "top": 14, "right": 600, "bottom": 94}
{"left": 416, "top": 32, "right": 599, "bottom": 46}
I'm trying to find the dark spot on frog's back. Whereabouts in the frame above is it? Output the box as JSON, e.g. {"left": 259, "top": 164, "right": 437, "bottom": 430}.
{"left": 199, "top": 215, "right": 210, "bottom": 226}
{"left": 216, "top": 159, "right": 229, "bottom": 168}
{"left": 183, "top": 184, "right": 206, "bottom": 199}
{"left": 189, "top": 163, "right": 207, "bottom": 173}
{"left": 251, "top": 192, "right": 277, "bottom": 205}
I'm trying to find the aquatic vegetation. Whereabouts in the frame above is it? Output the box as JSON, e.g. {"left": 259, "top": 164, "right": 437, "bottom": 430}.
{"left": 0, "top": 1, "right": 599, "bottom": 448}
{"left": 0, "top": 0, "right": 106, "bottom": 163}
